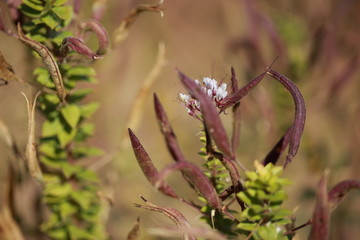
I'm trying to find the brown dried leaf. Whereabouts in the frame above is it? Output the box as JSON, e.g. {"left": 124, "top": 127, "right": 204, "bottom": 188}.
{"left": 17, "top": 24, "right": 66, "bottom": 101}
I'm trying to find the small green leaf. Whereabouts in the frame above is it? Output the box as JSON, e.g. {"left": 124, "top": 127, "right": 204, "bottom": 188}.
{"left": 72, "top": 146, "right": 104, "bottom": 158}
{"left": 80, "top": 102, "right": 100, "bottom": 118}
{"left": 52, "top": 6, "right": 73, "bottom": 22}
{"left": 237, "top": 222, "right": 257, "bottom": 231}
{"left": 68, "top": 89, "right": 93, "bottom": 103}
{"left": 59, "top": 202, "right": 77, "bottom": 219}
{"left": 51, "top": 30, "right": 72, "bottom": 46}
{"left": 20, "top": 4, "right": 42, "bottom": 18}
{"left": 42, "top": 118, "right": 62, "bottom": 137}
{"left": 76, "top": 169, "right": 99, "bottom": 182}
{"left": 44, "top": 183, "right": 72, "bottom": 198}
{"left": 61, "top": 104, "right": 81, "bottom": 128}
{"left": 54, "top": 0, "right": 69, "bottom": 6}
{"left": 57, "top": 127, "right": 77, "bottom": 147}
{"left": 67, "top": 66, "right": 96, "bottom": 77}
{"left": 22, "top": 0, "right": 44, "bottom": 11}
{"left": 71, "top": 191, "right": 93, "bottom": 210}
{"left": 74, "top": 123, "right": 94, "bottom": 141}
{"left": 41, "top": 12, "right": 60, "bottom": 29}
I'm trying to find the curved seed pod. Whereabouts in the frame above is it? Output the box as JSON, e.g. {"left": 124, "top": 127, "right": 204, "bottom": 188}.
{"left": 79, "top": 19, "right": 109, "bottom": 55}
{"left": 219, "top": 71, "right": 267, "bottom": 111}
{"left": 266, "top": 69, "right": 306, "bottom": 166}
{"left": 328, "top": 180, "right": 360, "bottom": 211}
{"left": 17, "top": 24, "right": 66, "bottom": 101}
{"left": 23, "top": 92, "right": 43, "bottom": 184}
{"left": 135, "top": 196, "right": 196, "bottom": 240}
{"left": 128, "top": 128, "right": 179, "bottom": 199}
{"left": 262, "top": 127, "right": 292, "bottom": 166}
{"left": 178, "top": 70, "right": 232, "bottom": 158}
{"left": 156, "top": 161, "right": 221, "bottom": 209}
{"left": 230, "top": 67, "right": 242, "bottom": 153}
{"left": 60, "top": 36, "right": 102, "bottom": 60}
{"left": 308, "top": 172, "right": 330, "bottom": 240}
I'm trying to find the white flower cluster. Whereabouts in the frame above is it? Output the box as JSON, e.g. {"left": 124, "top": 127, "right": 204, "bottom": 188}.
{"left": 179, "top": 77, "right": 228, "bottom": 117}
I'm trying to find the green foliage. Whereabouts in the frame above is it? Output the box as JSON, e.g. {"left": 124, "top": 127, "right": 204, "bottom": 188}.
{"left": 236, "top": 161, "right": 292, "bottom": 239}
{"left": 19, "top": 0, "right": 107, "bottom": 239}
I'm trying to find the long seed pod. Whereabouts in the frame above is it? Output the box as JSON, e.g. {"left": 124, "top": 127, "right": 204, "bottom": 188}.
{"left": 328, "top": 180, "right": 360, "bottom": 211}
{"left": 230, "top": 67, "right": 242, "bottom": 153}
{"left": 23, "top": 92, "right": 43, "bottom": 184}
{"left": 308, "top": 172, "right": 330, "bottom": 240}
{"left": 156, "top": 161, "right": 221, "bottom": 210}
{"left": 266, "top": 69, "right": 306, "bottom": 166}
{"left": 17, "top": 24, "right": 66, "bottom": 101}
{"left": 154, "top": 93, "right": 186, "bottom": 162}
{"left": 135, "top": 197, "right": 196, "bottom": 240}
{"left": 178, "top": 70, "right": 232, "bottom": 158}
{"left": 128, "top": 128, "right": 180, "bottom": 199}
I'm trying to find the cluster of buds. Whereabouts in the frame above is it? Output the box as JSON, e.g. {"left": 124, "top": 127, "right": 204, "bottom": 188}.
{"left": 179, "top": 77, "right": 228, "bottom": 118}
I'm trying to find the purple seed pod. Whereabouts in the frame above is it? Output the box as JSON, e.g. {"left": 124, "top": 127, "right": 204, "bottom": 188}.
{"left": 60, "top": 36, "right": 102, "bottom": 60}
{"left": 178, "top": 70, "right": 233, "bottom": 158}
{"left": 266, "top": 69, "right": 306, "bottom": 166}
{"left": 157, "top": 161, "right": 221, "bottom": 210}
{"left": 230, "top": 67, "right": 241, "bottom": 153}
{"left": 80, "top": 19, "right": 109, "bottom": 55}
{"left": 308, "top": 172, "right": 330, "bottom": 240}
{"left": 328, "top": 180, "right": 360, "bottom": 211}
{"left": 128, "top": 128, "right": 180, "bottom": 200}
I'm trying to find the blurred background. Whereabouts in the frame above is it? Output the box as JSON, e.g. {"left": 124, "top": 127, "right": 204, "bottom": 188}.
{"left": 1, "top": 0, "right": 360, "bottom": 239}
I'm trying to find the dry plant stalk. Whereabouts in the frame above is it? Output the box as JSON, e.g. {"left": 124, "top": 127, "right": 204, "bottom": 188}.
{"left": 22, "top": 91, "right": 43, "bottom": 184}
{"left": 120, "top": 42, "right": 166, "bottom": 148}
{"left": 17, "top": 24, "right": 66, "bottom": 101}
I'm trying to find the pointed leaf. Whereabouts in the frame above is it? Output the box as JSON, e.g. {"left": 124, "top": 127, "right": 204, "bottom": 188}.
{"left": 61, "top": 104, "right": 81, "bottom": 128}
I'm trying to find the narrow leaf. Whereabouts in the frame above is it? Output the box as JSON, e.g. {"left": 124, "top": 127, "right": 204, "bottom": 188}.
{"left": 328, "top": 180, "right": 360, "bottom": 211}
{"left": 308, "top": 172, "right": 330, "bottom": 240}
{"left": 128, "top": 128, "right": 179, "bottom": 199}
{"left": 266, "top": 69, "right": 306, "bottom": 166}
{"left": 17, "top": 24, "right": 66, "bottom": 101}
{"left": 23, "top": 92, "right": 43, "bottom": 184}
{"left": 156, "top": 161, "right": 221, "bottom": 209}
{"left": 178, "top": 70, "right": 232, "bottom": 158}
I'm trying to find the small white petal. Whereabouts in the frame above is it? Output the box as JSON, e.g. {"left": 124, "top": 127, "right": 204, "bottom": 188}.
{"left": 179, "top": 93, "right": 190, "bottom": 103}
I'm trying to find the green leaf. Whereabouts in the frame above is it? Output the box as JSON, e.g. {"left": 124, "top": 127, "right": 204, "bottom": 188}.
{"left": 41, "top": 12, "right": 60, "bottom": 29}
{"left": 76, "top": 169, "right": 99, "bottom": 182}
{"left": 34, "top": 67, "right": 55, "bottom": 88}
{"left": 42, "top": 118, "right": 62, "bottom": 137}
{"left": 72, "top": 146, "right": 104, "bottom": 158}
{"left": 71, "top": 191, "right": 93, "bottom": 210}
{"left": 44, "top": 183, "right": 72, "bottom": 198}
{"left": 61, "top": 163, "right": 82, "bottom": 178}
{"left": 59, "top": 202, "right": 77, "bottom": 219}
{"left": 68, "top": 89, "right": 93, "bottom": 103}
{"left": 67, "top": 66, "right": 96, "bottom": 77}
{"left": 237, "top": 222, "right": 257, "bottom": 231}
{"left": 51, "top": 30, "right": 72, "bottom": 46}
{"left": 68, "top": 225, "right": 94, "bottom": 239}
{"left": 22, "top": 0, "right": 44, "bottom": 11}
{"left": 39, "top": 141, "right": 66, "bottom": 159}
{"left": 57, "top": 127, "right": 77, "bottom": 147}
{"left": 54, "top": 0, "right": 69, "bottom": 6}
{"left": 61, "top": 104, "right": 81, "bottom": 128}
{"left": 80, "top": 102, "right": 100, "bottom": 118}
{"left": 74, "top": 123, "right": 94, "bottom": 141}
{"left": 238, "top": 192, "right": 252, "bottom": 206}
{"left": 52, "top": 6, "right": 73, "bottom": 22}
{"left": 20, "top": 4, "right": 42, "bottom": 18}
